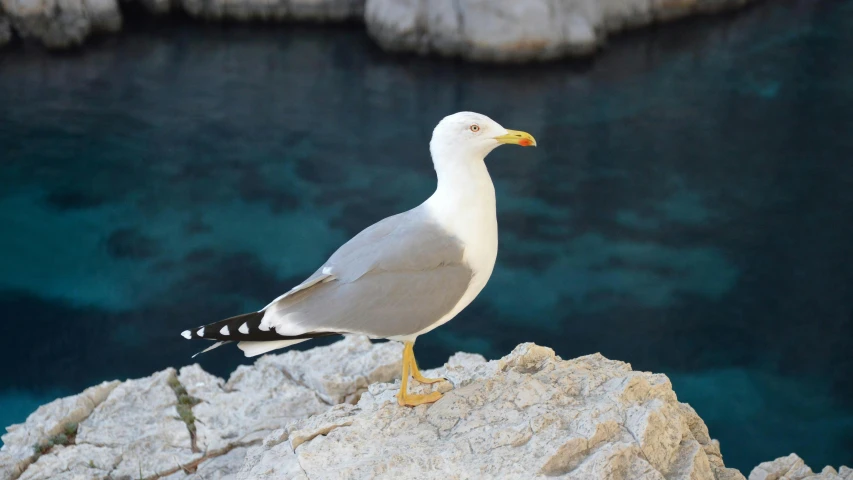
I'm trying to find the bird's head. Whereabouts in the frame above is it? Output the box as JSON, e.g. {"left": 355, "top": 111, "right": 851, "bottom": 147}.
{"left": 429, "top": 112, "right": 537, "bottom": 162}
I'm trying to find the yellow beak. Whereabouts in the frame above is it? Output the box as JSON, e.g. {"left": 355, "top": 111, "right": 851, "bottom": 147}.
{"left": 495, "top": 129, "right": 537, "bottom": 147}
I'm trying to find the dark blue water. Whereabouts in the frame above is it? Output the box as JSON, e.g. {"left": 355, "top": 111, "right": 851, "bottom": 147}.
{"left": 2, "top": 1, "right": 852, "bottom": 472}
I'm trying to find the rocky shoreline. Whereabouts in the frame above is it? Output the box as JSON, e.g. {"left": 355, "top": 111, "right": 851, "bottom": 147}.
{"left": 2, "top": 336, "right": 849, "bottom": 479}
{"left": 365, "top": 0, "right": 755, "bottom": 62}
{"left": 0, "top": 0, "right": 757, "bottom": 60}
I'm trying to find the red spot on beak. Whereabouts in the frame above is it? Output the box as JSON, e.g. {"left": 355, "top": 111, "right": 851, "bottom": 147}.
{"left": 518, "top": 138, "right": 532, "bottom": 147}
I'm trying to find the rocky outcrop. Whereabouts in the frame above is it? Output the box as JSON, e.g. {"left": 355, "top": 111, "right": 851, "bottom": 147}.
{"left": 238, "top": 344, "right": 746, "bottom": 480}
{"left": 0, "top": 336, "right": 401, "bottom": 480}
{"left": 365, "top": 0, "right": 754, "bottom": 62}
{"left": 0, "top": 380, "right": 120, "bottom": 479}
{"left": 0, "top": 0, "right": 362, "bottom": 48}
{"left": 749, "top": 454, "right": 853, "bottom": 480}
{"left": 0, "top": 0, "right": 120, "bottom": 48}
{"left": 0, "top": 0, "right": 758, "bottom": 53}
{"left": 8, "top": 337, "right": 842, "bottom": 480}
{"left": 2, "top": 337, "right": 756, "bottom": 480}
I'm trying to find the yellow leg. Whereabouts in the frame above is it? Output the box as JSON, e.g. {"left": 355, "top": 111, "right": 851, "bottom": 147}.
{"left": 396, "top": 342, "right": 442, "bottom": 407}
{"left": 406, "top": 342, "right": 445, "bottom": 384}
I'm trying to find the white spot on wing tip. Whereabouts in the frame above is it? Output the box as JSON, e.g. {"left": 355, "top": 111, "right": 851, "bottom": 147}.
{"left": 238, "top": 323, "right": 249, "bottom": 334}
{"left": 220, "top": 325, "right": 229, "bottom": 336}
{"left": 258, "top": 323, "right": 270, "bottom": 332}
{"left": 197, "top": 327, "right": 205, "bottom": 337}
{"left": 322, "top": 266, "right": 333, "bottom": 275}
{"left": 181, "top": 330, "right": 192, "bottom": 340}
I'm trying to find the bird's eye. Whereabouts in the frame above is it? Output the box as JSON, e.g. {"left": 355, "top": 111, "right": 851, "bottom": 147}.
{"left": 470, "top": 124, "right": 480, "bottom": 132}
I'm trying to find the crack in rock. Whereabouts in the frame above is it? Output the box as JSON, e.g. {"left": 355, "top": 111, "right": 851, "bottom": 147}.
{"left": 142, "top": 440, "right": 261, "bottom": 480}
{"left": 167, "top": 373, "right": 202, "bottom": 453}
{"left": 1, "top": 380, "right": 120, "bottom": 480}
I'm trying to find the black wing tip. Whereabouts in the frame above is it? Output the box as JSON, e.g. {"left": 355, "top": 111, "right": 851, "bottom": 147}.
{"left": 180, "top": 311, "right": 264, "bottom": 341}
{"left": 180, "top": 311, "right": 340, "bottom": 343}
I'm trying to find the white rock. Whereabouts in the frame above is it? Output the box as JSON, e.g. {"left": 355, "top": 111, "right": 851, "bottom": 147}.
{"left": 749, "top": 454, "right": 852, "bottom": 480}
{"left": 238, "top": 435, "right": 310, "bottom": 480}
{"left": 0, "top": 0, "right": 360, "bottom": 47}
{"left": 162, "top": 446, "right": 250, "bottom": 480}
{"left": 0, "top": 380, "right": 119, "bottom": 480}
{"left": 365, "top": 0, "right": 755, "bottom": 62}
{"left": 175, "top": 335, "right": 401, "bottom": 452}
{"left": 75, "top": 369, "right": 201, "bottom": 479}
{"left": 11, "top": 338, "right": 804, "bottom": 480}
{"left": 177, "top": 362, "right": 329, "bottom": 451}
{"left": 261, "top": 335, "right": 403, "bottom": 404}
{"left": 18, "top": 444, "right": 118, "bottom": 480}
{"left": 0, "top": 0, "right": 120, "bottom": 48}
{"left": 1, "top": 336, "right": 402, "bottom": 479}
{"left": 3, "top": 370, "right": 199, "bottom": 480}
{"left": 238, "top": 344, "right": 745, "bottom": 480}
{"left": 0, "top": 0, "right": 753, "bottom": 52}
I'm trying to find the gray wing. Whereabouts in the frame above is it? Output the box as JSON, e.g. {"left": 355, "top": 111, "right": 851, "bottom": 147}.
{"left": 260, "top": 207, "right": 473, "bottom": 338}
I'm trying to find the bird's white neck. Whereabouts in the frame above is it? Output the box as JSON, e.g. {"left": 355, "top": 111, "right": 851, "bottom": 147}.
{"left": 424, "top": 153, "right": 498, "bottom": 273}
{"left": 426, "top": 155, "right": 495, "bottom": 223}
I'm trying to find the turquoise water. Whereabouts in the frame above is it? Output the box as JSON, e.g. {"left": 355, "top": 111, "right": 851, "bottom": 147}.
{"left": 2, "top": 0, "right": 852, "bottom": 471}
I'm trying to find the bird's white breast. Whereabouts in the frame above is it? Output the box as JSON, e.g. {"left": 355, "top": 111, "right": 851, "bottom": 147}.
{"left": 402, "top": 162, "right": 499, "bottom": 339}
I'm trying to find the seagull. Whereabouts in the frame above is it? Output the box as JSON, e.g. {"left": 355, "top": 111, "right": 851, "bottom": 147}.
{"left": 180, "top": 112, "right": 536, "bottom": 406}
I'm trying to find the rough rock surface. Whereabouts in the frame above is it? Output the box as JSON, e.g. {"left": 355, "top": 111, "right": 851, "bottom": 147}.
{"left": 0, "top": 380, "right": 119, "bottom": 480}
{"left": 238, "top": 343, "right": 746, "bottom": 480}
{"left": 0, "top": 335, "right": 402, "bottom": 480}
{"left": 261, "top": 337, "right": 401, "bottom": 405}
{"left": 365, "top": 0, "right": 754, "bottom": 62}
{"left": 5, "top": 337, "right": 830, "bottom": 480}
{"left": 749, "top": 454, "right": 853, "bottom": 480}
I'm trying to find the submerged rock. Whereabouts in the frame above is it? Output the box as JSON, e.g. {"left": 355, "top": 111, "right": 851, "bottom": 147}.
{"left": 365, "top": 0, "right": 754, "bottom": 62}
{"left": 749, "top": 454, "right": 853, "bottom": 480}
{"left": 6, "top": 337, "right": 834, "bottom": 479}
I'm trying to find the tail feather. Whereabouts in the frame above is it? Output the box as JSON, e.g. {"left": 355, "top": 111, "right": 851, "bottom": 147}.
{"left": 237, "top": 339, "right": 310, "bottom": 357}
{"left": 180, "top": 311, "right": 339, "bottom": 358}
